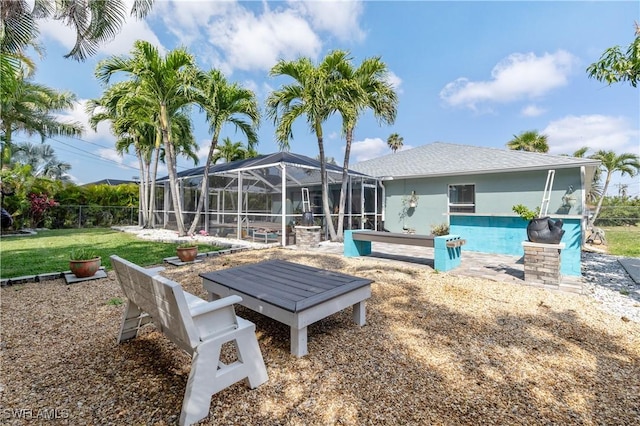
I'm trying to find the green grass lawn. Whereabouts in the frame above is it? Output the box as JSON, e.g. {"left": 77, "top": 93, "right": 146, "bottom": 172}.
{"left": 601, "top": 226, "right": 640, "bottom": 257}
{"left": 0, "top": 228, "right": 222, "bottom": 279}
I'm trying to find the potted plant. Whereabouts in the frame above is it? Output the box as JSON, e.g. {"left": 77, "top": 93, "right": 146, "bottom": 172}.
{"left": 69, "top": 248, "right": 101, "bottom": 278}
{"left": 176, "top": 242, "right": 198, "bottom": 262}
{"left": 512, "top": 204, "right": 539, "bottom": 221}
{"left": 512, "top": 204, "right": 564, "bottom": 244}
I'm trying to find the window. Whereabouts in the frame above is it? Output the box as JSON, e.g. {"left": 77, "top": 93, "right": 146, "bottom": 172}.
{"left": 449, "top": 184, "right": 475, "bottom": 213}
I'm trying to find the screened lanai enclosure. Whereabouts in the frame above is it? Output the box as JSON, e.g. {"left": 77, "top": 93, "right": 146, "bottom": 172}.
{"left": 154, "top": 153, "right": 383, "bottom": 246}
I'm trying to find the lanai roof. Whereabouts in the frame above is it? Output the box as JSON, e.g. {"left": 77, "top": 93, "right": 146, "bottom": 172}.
{"left": 350, "top": 142, "right": 601, "bottom": 179}
{"left": 159, "top": 151, "right": 369, "bottom": 182}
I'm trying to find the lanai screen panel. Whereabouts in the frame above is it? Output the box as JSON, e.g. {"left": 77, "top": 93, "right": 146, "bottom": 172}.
{"left": 153, "top": 152, "right": 381, "bottom": 241}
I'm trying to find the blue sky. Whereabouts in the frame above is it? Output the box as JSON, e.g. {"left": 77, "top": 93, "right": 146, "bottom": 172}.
{"left": 25, "top": 1, "right": 640, "bottom": 195}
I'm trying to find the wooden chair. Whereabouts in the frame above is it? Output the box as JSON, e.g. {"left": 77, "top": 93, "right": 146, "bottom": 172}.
{"left": 110, "top": 255, "right": 268, "bottom": 426}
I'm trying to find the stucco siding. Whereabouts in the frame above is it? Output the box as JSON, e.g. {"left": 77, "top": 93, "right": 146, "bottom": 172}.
{"left": 450, "top": 215, "right": 582, "bottom": 276}
{"left": 382, "top": 168, "right": 584, "bottom": 234}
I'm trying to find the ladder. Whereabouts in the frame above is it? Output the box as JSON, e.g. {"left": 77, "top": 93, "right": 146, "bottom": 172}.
{"left": 539, "top": 170, "right": 555, "bottom": 217}
{"left": 301, "top": 188, "right": 311, "bottom": 212}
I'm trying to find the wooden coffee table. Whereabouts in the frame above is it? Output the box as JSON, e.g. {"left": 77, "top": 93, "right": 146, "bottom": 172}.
{"left": 200, "top": 259, "right": 373, "bottom": 357}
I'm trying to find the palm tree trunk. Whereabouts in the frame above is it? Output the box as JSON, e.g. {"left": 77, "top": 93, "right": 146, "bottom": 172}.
{"left": 148, "top": 140, "right": 161, "bottom": 228}
{"left": 336, "top": 127, "right": 353, "bottom": 241}
{"left": 317, "top": 124, "right": 337, "bottom": 241}
{"left": 187, "top": 133, "right": 219, "bottom": 235}
{"left": 160, "top": 104, "right": 186, "bottom": 235}
{"left": 142, "top": 155, "right": 152, "bottom": 227}
{"left": 135, "top": 146, "right": 148, "bottom": 227}
{"left": 589, "top": 172, "right": 612, "bottom": 227}
{"left": 1, "top": 122, "right": 13, "bottom": 170}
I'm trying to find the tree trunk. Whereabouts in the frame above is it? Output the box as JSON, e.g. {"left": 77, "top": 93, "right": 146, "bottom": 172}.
{"left": 589, "top": 171, "right": 612, "bottom": 228}
{"left": 187, "top": 132, "right": 219, "bottom": 235}
{"left": 1, "top": 122, "right": 13, "bottom": 170}
{"left": 135, "top": 146, "right": 148, "bottom": 227}
{"left": 148, "top": 132, "right": 162, "bottom": 228}
{"left": 336, "top": 127, "right": 353, "bottom": 242}
{"left": 160, "top": 103, "right": 186, "bottom": 235}
{"left": 316, "top": 124, "right": 337, "bottom": 241}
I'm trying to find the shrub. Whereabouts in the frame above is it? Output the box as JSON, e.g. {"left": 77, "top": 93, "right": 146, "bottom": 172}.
{"left": 28, "top": 193, "right": 58, "bottom": 228}
{"left": 512, "top": 204, "right": 539, "bottom": 221}
{"left": 70, "top": 248, "right": 99, "bottom": 260}
{"left": 431, "top": 223, "right": 450, "bottom": 236}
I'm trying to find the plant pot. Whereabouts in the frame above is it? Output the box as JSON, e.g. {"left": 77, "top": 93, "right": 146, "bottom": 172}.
{"left": 69, "top": 257, "right": 101, "bottom": 278}
{"left": 409, "top": 201, "right": 417, "bottom": 208}
{"left": 526, "top": 217, "right": 565, "bottom": 244}
{"left": 176, "top": 246, "right": 198, "bottom": 262}
{"left": 301, "top": 211, "right": 314, "bottom": 226}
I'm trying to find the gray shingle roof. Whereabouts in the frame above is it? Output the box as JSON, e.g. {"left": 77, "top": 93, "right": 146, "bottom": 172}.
{"left": 350, "top": 142, "right": 601, "bottom": 178}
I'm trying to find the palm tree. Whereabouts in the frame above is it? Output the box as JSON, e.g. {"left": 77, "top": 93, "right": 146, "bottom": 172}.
{"left": 1, "top": 72, "right": 83, "bottom": 169}
{"left": 267, "top": 51, "right": 353, "bottom": 241}
{"left": 95, "top": 40, "right": 200, "bottom": 236}
{"left": 506, "top": 130, "right": 549, "bottom": 153}
{"left": 562, "top": 146, "right": 602, "bottom": 204}
{"left": 243, "top": 145, "right": 260, "bottom": 159}
{"left": 588, "top": 150, "right": 640, "bottom": 226}
{"left": 12, "top": 142, "right": 72, "bottom": 181}
{"left": 1, "top": 0, "right": 155, "bottom": 60}
{"left": 87, "top": 80, "right": 158, "bottom": 227}
{"left": 387, "top": 133, "right": 403, "bottom": 153}
{"left": 335, "top": 56, "right": 398, "bottom": 240}
{"left": 213, "top": 137, "right": 249, "bottom": 164}
{"left": 186, "top": 70, "right": 259, "bottom": 235}
{"left": 315, "top": 154, "right": 337, "bottom": 165}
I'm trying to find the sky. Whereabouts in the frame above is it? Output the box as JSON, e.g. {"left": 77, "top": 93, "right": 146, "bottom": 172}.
{"left": 23, "top": 0, "right": 640, "bottom": 195}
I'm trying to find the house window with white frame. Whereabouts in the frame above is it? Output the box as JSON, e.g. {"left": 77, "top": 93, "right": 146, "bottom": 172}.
{"left": 449, "top": 184, "right": 475, "bottom": 213}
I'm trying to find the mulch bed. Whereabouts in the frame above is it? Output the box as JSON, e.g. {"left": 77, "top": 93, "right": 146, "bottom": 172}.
{"left": 1, "top": 248, "right": 639, "bottom": 425}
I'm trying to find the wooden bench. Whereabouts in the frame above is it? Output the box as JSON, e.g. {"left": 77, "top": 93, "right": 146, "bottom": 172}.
{"left": 343, "top": 230, "right": 466, "bottom": 271}
{"left": 110, "top": 256, "right": 268, "bottom": 426}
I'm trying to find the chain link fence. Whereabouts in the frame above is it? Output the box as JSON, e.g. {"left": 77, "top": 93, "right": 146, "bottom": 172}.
{"left": 48, "top": 205, "right": 139, "bottom": 228}
{"left": 592, "top": 205, "right": 640, "bottom": 226}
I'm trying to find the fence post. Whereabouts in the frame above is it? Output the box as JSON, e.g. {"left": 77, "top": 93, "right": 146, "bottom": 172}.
{"left": 78, "top": 206, "right": 81, "bottom": 228}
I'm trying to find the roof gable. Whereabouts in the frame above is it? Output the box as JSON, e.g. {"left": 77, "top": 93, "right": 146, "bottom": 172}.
{"left": 350, "top": 142, "right": 601, "bottom": 178}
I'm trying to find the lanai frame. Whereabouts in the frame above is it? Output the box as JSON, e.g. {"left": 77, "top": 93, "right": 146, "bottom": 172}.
{"left": 153, "top": 153, "right": 383, "bottom": 245}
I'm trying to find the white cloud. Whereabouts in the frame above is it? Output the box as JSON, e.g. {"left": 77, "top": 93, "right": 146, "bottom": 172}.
{"left": 349, "top": 137, "right": 415, "bottom": 162}
{"left": 55, "top": 100, "right": 112, "bottom": 142}
{"left": 544, "top": 115, "right": 639, "bottom": 155}
{"left": 97, "top": 147, "right": 124, "bottom": 165}
{"left": 521, "top": 104, "right": 546, "bottom": 117}
{"left": 351, "top": 137, "right": 387, "bottom": 161}
{"left": 440, "top": 50, "right": 578, "bottom": 110}
{"left": 288, "top": 0, "right": 366, "bottom": 42}
{"left": 386, "top": 71, "right": 403, "bottom": 94}
{"left": 153, "top": 1, "right": 368, "bottom": 74}
{"left": 154, "top": 1, "right": 321, "bottom": 73}
{"left": 206, "top": 7, "right": 322, "bottom": 72}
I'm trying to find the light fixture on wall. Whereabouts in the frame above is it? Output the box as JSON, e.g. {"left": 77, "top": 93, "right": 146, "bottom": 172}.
{"left": 562, "top": 185, "right": 577, "bottom": 208}
{"left": 408, "top": 190, "right": 418, "bottom": 208}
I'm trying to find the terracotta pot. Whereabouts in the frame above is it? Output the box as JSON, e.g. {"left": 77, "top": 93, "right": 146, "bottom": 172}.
{"left": 177, "top": 246, "right": 198, "bottom": 262}
{"left": 69, "top": 257, "right": 101, "bottom": 278}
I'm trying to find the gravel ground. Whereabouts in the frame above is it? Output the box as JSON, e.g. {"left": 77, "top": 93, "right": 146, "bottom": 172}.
{"left": 2, "top": 245, "right": 639, "bottom": 425}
